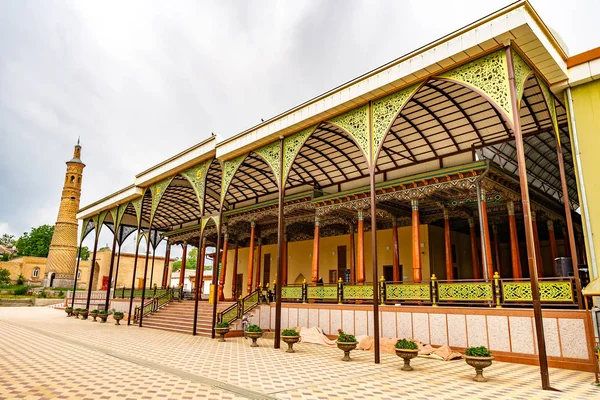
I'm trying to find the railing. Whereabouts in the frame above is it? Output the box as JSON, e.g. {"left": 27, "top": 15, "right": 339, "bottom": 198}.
{"left": 133, "top": 287, "right": 176, "bottom": 323}
{"left": 276, "top": 275, "right": 577, "bottom": 308}
{"left": 216, "top": 289, "right": 261, "bottom": 325}
{"left": 115, "top": 287, "right": 171, "bottom": 300}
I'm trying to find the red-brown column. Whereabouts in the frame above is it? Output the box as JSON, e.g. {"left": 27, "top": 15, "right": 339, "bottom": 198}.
{"left": 282, "top": 234, "right": 288, "bottom": 286}
{"left": 531, "top": 211, "right": 544, "bottom": 277}
{"left": 162, "top": 244, "right": 171, "bottom": 288}
{"left": 562, "top": 226, "right": 571, "bottom": 258}
{"left": 357, "top": 211, "right": 366, "bottom": 283}
{"left": 469, "top": 217, "right": 481, "bottom": 279}
{"left": 311, "top": 217, "right": 320, "bottom": 284}
{"left": 480, "top": 190, "right": 494, "bottom": 280}
{"left": 349, "top": 222, "right": 356, "bottom": 283}
{"left": 507, "top": 201, "right": 522, "bottom": 278}
{"left": 411, "top": 199, "right": 422, "bottom": 283}
{"left": 247, "top": 221, "right": 255, "bottom": 294}
{"left": 255, "top": 238, "right": 262, "bottom": 289}
{"left": 492, "top": 223, "right": 501, "bottom": 277}
{"left": 198, "top": 238, "right": 206, "bottom": 299}
{"left": 392, "top": 217, "right": 401, "bottom": 282}
{"left": 179, "top": 241, "right": 188, "bottom": 286}
{"left": 218, "top": 232, "right": 228, "bottom": 301}
{"left": 230, "top": 241, "right": 238, "bottom": 299}
{"left": 547, "top": 220, "right": 558, "bottom": 275}
{"left": 443, "top": 209, "right": 453, "bottom": 281}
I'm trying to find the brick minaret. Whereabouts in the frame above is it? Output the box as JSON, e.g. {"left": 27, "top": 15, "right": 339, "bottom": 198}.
{"left": 45, "top": 140, "right": 85, "bottom": 287}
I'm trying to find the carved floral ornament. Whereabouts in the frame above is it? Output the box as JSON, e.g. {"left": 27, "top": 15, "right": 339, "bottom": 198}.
{"left": 180, "top": 159, "right": 211, "bottom": 215}
{"left": 149, "top": 176, "right": 175, "bottom": 224}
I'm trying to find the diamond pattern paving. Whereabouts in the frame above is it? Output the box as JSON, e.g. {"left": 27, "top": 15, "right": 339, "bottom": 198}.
{"left": 0, "top": 307, "right": 598, "bottom": 399}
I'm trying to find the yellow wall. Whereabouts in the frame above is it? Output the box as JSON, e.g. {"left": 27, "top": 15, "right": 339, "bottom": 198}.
{"left": 568, "top": 80, "right": 600, "bottom": 279}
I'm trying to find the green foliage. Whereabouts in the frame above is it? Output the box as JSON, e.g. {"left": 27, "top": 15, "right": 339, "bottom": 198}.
{"left": 78, "top": 246, "right": 90, "bottom": 261}
{"left": 0, "top": 268, "right": 10, "bottom": 285}
{"left": 90, "top": 309, "right": 98, "bottom": 314}
{"left": 172, "top": 248, "right": 202, "bottom": 272}
{"left": 15, "top": 225, "right": 54, "bottom": 257}
{"left": 246, "top": 324, "right": 262, "bottom": 333}
{"left": 58, "top": 290, "right": 64, "bottom": 298}
{"left": 337, "top": 330, "right": 356, "bottom": 343}
{"left": 13, "top": 286, "right": 28, "bottom": 295}
{"left": 65, "top": 306, "right": 73, "bottom": 310}
{"left": 0, "top": 233, "right": 15, "bottom": 246}
{"left": 80, "top": 308, "right": 88, "bottom": 313}
{"left": 1, "top": 254, "right": 8, "bottom": 261}
{"left": 113, "top": 312, "right": 124, "bottom": 317}
{"left": 38, "top": 288, "right": 47, "bottom": 298}
{"left": 98, "top": 310, "right": 109, "bottom": 315}
{"left": 281, "top": 329, "right": 299, "bottom": 336}
{"left": 16, "top": 274, "right": 24, "bottom": 286}
{"left": 216, "top": 322, "right": 229, "bottom": 328}
{"left": 98, "top": 245, "right": 111, "bottom": 251}
{"left": 395, "top": 339, "right": 418, "bottom": 350}
{"left": 465, "top": 346, "right": 491, "bottom": 357}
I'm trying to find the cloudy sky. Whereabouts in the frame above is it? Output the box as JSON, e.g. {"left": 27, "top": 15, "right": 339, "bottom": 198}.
{"left": 1, "top": 0, "right": 598, "bottom": 257}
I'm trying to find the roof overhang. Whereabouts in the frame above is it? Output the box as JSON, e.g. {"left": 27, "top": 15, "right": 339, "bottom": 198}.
{"left": 76, "top": 185, "right": 143, "bottom": 220}
{"left": 553, "top": 47, "right": 600, "bottom": 92}
{"left": 216, "top": 0, "right": 569, "bottom": 160}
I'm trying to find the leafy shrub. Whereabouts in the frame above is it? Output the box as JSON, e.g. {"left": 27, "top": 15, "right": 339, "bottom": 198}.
{"left": 216, "top": 322, "right": 229, "bottom": 328}
{"left": 98, "top": 310, "right": 109, "bottom": 315}
{"left": 281, "top": 329, "right": 299, "bottom": 336}
{"left": 465, "top": 346, "right": 491, "bottom": 357}
{"left": 337, "top": 329, "right": 356, "bottom": 343}
{"left": 38, "top": 289, "right": 47, "bottom": 298}
{"left": 58, "top": 290, "right": 64, "bottom": 298}
{"left": 90, "top": 309, "right": 98, "bottom": 314}
{"left": 0, "top": 268, "right": 10, "bottom": 285}
{"left": 80, "top": 308, "right": 88, "bottom": 313}
{"left": 395, "top": 339, "right": 418, "bottom": 350}
{"left": 113, "top": 312, "right": 124, "bottom": 317}
{"left": 246, "top": 324, "right": 262, "bottom": 333}
{"left": 13, "top": 286, "right": 28, "bottom": 296}
{"left": 16, "top": 274, "right": 24, "bottom": 286}
{"left": 65, "top": 306, "right": 73, "bottom": 310}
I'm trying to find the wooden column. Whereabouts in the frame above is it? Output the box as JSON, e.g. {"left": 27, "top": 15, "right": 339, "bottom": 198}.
{"left": 218, "top": 232, "right": 228, "bottom": 301}
{"left": 348, "top": 222, "right": 356, "bottom": 283}
{"left": 531, "top": 211, "right": 544, "bottom": 277}
{"left": 247, "top": 221, "right": 255, "bottom": 294}
{"left": 469, "top": 217, "right": 481, "bottom": 279}
{"left": 198, "top": 238, "right": 206, "bottom": 299}
{"left": 162, "top": 244, "right": 171, "bottom": 288}
{"left": 179, "top": 241, "right": 188, "bottom": 286}
{"left": 193, "top": 234, "right": 203, "bottom": 334}
{"left": 479, "top": 190, "right": 494, "bottom": 280}
{"left": 392, "top": 217, "right": 401, "bottom": 282}
{"left": 311, "top": 217, "right": 320, "bottom": 284}
{"left": 255, "top": 238, "right": 262, "bottom": 289}
{"left": 282, "top": 234, "right": 288, "bottom": 286}
{"left": 492, "top": 223, "right": 501, "bottom": 277}
{"left": 357, "top": 210, "right": 366, "bottom": 283}
{"left": 411, "top": 199, "right": 422, "bottom": 283}
{"left": 230, "top": 241, "right": 238, "bottom": 299}
{"left": 443, "top": 209, "right": 453, "bottom": 281}
{"left": 547, "top": 220, "right": 558, "bottom": 275}
{"left": 562, "top": 226, "right": 571, "bottom": 258}
{"left": 507, "top": 201, "right": 522, "bottom": 278}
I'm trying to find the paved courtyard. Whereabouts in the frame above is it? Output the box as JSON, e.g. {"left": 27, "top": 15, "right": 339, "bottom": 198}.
{"left": 0, "top": 307, "right": 598, "bottom": 400}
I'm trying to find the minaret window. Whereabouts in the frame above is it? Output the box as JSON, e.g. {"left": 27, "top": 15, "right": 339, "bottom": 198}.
{"left": 33, "top": 268, "right": 39, "bottom": 278}
{"left": 70, "top": 176, "right": 75, "bottom": 183}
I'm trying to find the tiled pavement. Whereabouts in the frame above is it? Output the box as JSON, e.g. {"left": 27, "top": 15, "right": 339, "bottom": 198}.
{"left": 0, "top": 308, "right": 598, "bottom": 399}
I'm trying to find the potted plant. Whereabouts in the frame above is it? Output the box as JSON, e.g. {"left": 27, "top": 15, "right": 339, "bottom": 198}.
{"left": 464, "top": 346, "right": 494, "bottom": 382}
{"left": 281, "top": 329, "right": 300, "bottom": 353}
{"left": 246, "top": 325, "right": 262, "bottom": 347}
{"left": 98, "top": 310, "right": 109, "bottom": 323}
{"left": 79, "top": 308, "right": 89, "bottom": 320}
{"left": 394, "top": 339, "right": 419, "bottom": 371}
{"left": 215, "top": 322, "right": 230, "bottom": 342}
{"left": 336, "top": 330, "right": 358, "bottom": 361}
{"left": 72, "top": 308, "right": 80, "bottom": 318}
{"left": 90, "top": 309, "right": 99, "bottom": 322}
{"left": 65, "top": 307, "right": 73, "bottom": 317}
{"left": 113, "top": 312, "right": 124, "bottom": 325}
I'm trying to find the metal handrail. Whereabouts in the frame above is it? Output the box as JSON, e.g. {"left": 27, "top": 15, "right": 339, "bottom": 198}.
{"left": 133, "top": 287, "right": 176, "bottom": 323}
{"left": 216, "top": 289, "right": 261, "bottom": 326}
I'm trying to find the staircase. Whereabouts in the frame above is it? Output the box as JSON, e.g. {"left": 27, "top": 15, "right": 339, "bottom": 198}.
{"left": 141, "top": 300, "right": 235, "bottom": 336}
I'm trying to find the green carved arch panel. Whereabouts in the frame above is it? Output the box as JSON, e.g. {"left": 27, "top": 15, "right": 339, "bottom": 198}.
{"left": 438, "top": 49, "right": 513, "bottom": 123}
{"left": 539, "top": 80, "right": 560, "bottom": 143}
{"left": 254, "top": 140, "right": 281, "bottom": 187}
{"left": 220, "top": 155, "right": 247, "bottom": 205}
{"left": 282, "top": 125, "right": 317, "bottom": 185}
{"left": 93, "top": 210, "right": 109, "bottom": 239}
{"left": 180, "top": 159, "right": 211, "bottom": 215}
{"left": 137, "top": 230, "right": 149, "bottom": 246}
{"left": 109, "top": 203, "right": 128, "bottom": 232}
{"left": 327, "top": 104, "right": 371, "bottom": 164}
{"left": 131, "top": 194, "right": 145, "bottom": 229}
{"left": 511, "top": 49, "right": 533, "bottom": 108}
{"left": 200, "top": 215, "right": 221, "bottom": 235}
{"left": 149, "top": 176, "right": 175, "bottom": 224}
{"left": 79, "top": 218, "right": 93, "bottom": 242}
{"left": 371, "top": 83, "right": 421, "bottom": 161}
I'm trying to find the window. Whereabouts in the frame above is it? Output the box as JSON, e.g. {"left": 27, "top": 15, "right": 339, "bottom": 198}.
{"left": 77, "top": 177, "right": 81, "bottom": 184}
{"left": 77, "top": 271, "right": 81, "bottom": 279}
{"left": 33, "top": 268, "right": 39, "bottom": 278}
{"left": 70, "top": 176, "right": 75, "bottom": 183}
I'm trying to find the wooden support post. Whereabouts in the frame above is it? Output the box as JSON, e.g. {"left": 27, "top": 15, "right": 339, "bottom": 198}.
{"left": 218, "top": 231, "right": 228, "bottom": 301}
{"left": 85, "top": 232, "right": 100, "bottom": 310}
{"left": 492, "top": 223, "right": 501, "bottom": 278}
{"left": 198, "top": 238, "right": 206, "bottom": 299}
{"left": 103, "top": 229, "right": 118, "bottom": 311}
{"left": 349, "top": 222, "right": 356, "bottom": 283}
{"left": 411, "top": 199, "right": 422, "bottom": 282}
{"left": 255, "top": 238, "right": 262, "bottom": 290}
{"left": 444, "top": 209, "right": 453, "bottom": 281}
{"left": 162, "top": 244, "right": 171, "bottom": 288}
{"left": 282, "top": 234, "right": 288, "bottom": 286}
{"left": 532, "top": 211, "right": 544, "bottom": 277}
{"left": 562, "top": 226, "right": 572, "bottom": 258}
{"left": 479, "top": 189, "right": 494, "bottom": 280}
{"left": 311, "top": 217, "right": 320, "bottom": 284}
{"left": 507, "top": 201, "right": 522, "bottom": 278}
{"left": 548, "top": 220, "right": 558, "bottom": 275}
{"left": 179, "top": 242, "right": 188, "bottom": 286}
{"left": 193, "top": 233, "right": 203, "bottom": 335}
{"left": 469, "top": 217, "right": 481, "bottom": 279}
{"left": 357, "top": 211, "right": 366, "bottom": 283}
{"left": 138, "top": 226, "right": 153, "bottom": 327}
{"left": 231, "top": 240, "right": 238, "bottom": 299}
{"left": 392, "top": 217, "right": 401, "bottom": 282}
{"left": 247, "top": 221, "right": 255, "bottom": 294}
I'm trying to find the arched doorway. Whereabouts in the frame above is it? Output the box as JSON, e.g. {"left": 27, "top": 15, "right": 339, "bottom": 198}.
{"left": 48, "top": 272, "right": 55, "bottom": 287}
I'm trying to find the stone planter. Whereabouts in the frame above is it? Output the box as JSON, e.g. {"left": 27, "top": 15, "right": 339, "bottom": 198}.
{"left": 465, "top": 356, "right": 494, "bottom": 382}
{"left": 336, "top": 341, "right": 358, "bottom": 361}
{"left": 80, "top": 311, "right": 89, "bottom": 320}
{"left": 281, "top": 335, "right": 300, "bottom": 353}
{"left": 215, "top": 327, "right": 230, "bottom": 342}
{"left": 73, "top": 309, "right": 80, "bottom": 318}
{"left": 90, "top": 311, "right": 98, "bottom": 322}
{"left": 395, "top": 348, "right": 419, "bottom": 371}
{"left": 65, "top": 308, "right": 73, "bottom": 317}
{"left": 98, "top": 314, "right": 109, "bottom": 323}
{"left": 246, "top": 331, "right": 262, "bottom": 347}
{"left": 114, "top": 314, "right": 124, "bottom": 325}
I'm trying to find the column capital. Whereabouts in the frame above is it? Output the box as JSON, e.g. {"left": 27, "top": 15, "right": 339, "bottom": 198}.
{"left": 391, "top": 216, "right": 397, "bottom": 227}
{"left": 250, "top": 220, "right": 256, "bottom": 228}
{"left": 357, "top": 210, "right": 364, "bottom": 221}
{"left": 223, "top": 232, "right": 229, "bottom": 241}
{"left": 468, "top": 217, "right": 475, "bottom": 227}
{"left": 506, "top": 200, "right": 515, "bottom": 216}
{"left": 547, "top": 220, "right": 554, "bottom": 231}
{"left": 443, "top": 208, "right": 449, "bottom": 220}
{"left": 202, "top": 237, "right": 207, "bottom": 245}
{"left": 531, "top": 210, "right": 537, "bottom": 221}
{"left": 411, "top": 199, "right": 419, "bottom": 211}
{"left": 257, "top": 238, "right": 262, "bottom": 246}
{"left": 479, "top": 187, "right": 487, "bottom": 201}
{"left": 315, "top": 216, "right": 320, "bottom": 226}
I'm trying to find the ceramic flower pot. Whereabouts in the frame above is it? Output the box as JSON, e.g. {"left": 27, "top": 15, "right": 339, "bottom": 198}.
{"left": 65, "top": 308, "right": 73, "bottom": 317}
{"left": 246, "top": 331, "right": 262, "bottom": 347}
{"left": 114, "top": 314, "right": 123, "bottom": 325}
{"left": 336, "top": 341, "right": 358, "bottom": 361}
{"left": 80, "top": 311, "right": 89, "bottom": 320}
{"left": 215, "top": 327, "right": 230, "bottom": 342}
{"left": 90, "top": 311, "right": 98, "bottom": 322}
{"left": 465, "top": 356, "right": 494, "bottom": 382}
{"left": 281, "top": 335, "right": 300, "bottom": 353}
{"left": 98, "top": 314, "right": 108, "bottom": 323}
{"left": 73, "top": 310, "right": 80, "bottom": 318}
{"left": 395, "top": 348, "right": 419, "bottom": 371}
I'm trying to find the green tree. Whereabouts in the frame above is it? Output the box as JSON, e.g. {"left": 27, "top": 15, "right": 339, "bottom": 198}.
{"left": 15, "top": 225, "right": 54, "bottom": 257}
{"left": 0, "top": 233, "right": 15, "bottom": 246}
{"left": 0, "top": 268, "right": 10, "bottom": 285}
{"left": 171, "top": 247, "right": 199, "bottom": 271}
{"left": 78, "top": 246, "right": 90, "bottom": 261}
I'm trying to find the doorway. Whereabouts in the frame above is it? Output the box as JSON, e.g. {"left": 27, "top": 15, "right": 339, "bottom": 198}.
{"left": 383, "top": 265, "right": 394, "bottom": 282}
{"left": 236, "top": 274, "right": 243, "bottom": 300}
{"left": 337, "top": 245, "right": 347, "bottom": 282}
{"left": 263, "top": 254, "right": 271, "bottom": 287}
{"left": 48, "top": 272, "right": 55, "bottom": 287}
{"left": 102, "top": 276, "right": 109, "bottom": 290}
